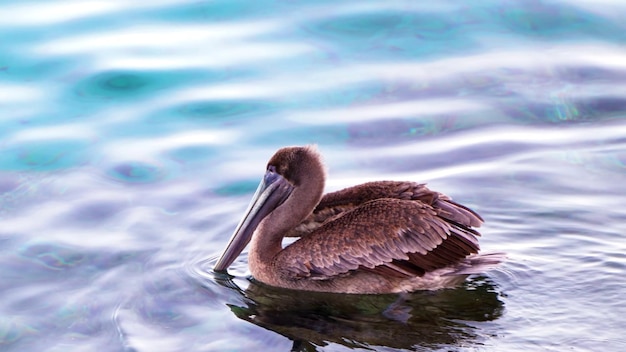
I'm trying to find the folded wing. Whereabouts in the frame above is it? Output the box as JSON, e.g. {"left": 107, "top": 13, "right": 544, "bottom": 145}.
{"left": 277, "top": 196, "right": 481, "bottom": 280}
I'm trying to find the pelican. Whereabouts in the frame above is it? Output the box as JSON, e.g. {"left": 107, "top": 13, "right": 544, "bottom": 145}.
{"left": 214, "top": 145, "right": 501, "bottom": 294}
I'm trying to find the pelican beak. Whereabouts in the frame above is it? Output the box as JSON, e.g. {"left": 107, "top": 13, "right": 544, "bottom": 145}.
{"left": 214, "top": 169, "right": 293, "bottom": 272}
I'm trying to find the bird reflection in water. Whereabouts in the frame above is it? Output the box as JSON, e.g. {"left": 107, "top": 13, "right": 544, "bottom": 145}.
{"left": 213, "top": 272, "right": 504, "bottom": 351}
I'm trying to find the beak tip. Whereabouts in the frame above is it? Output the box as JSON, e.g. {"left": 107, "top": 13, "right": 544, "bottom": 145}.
{"left": 213, "top": 260, "right": 229, "bottom": 273}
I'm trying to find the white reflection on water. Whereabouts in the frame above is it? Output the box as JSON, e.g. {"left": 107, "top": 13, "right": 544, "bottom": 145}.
{"left": 109, "top": 44, "right": 626, "bottom": 105}
{"left": 0, "top": 1, "right": 119, "bottom": 26}
{"left": 100, "top": 130, "right": 237, "bottom": 163}
{"left": 290, "top": 99, "right": 487, "bottom": 124}
{"left": 0, "top": 1, "right": 179, "bottom": 27}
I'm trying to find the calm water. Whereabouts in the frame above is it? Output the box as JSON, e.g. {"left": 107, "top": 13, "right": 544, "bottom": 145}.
{"left": 2, "top": 1, "right": 626, "bottom": 351}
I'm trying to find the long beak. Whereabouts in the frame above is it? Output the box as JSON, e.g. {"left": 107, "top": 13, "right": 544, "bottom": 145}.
{"left": 214, "top": 170, "right": 294, "bottom": 272}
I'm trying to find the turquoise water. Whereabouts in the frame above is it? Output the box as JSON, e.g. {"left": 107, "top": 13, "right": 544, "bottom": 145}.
{"left": 2, "top": 0, "right": 626, "bottom": 351}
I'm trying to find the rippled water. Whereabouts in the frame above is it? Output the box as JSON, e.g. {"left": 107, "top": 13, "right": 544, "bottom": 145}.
{"left": 2, "top": 1, "right": 626, "bottom": 351}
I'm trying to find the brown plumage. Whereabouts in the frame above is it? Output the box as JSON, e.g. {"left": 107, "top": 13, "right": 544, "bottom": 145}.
{"left": 214, "top": 145, "right": 502, "bottom": 294}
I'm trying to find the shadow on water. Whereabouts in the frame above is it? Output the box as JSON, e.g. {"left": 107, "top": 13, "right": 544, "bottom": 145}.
{"left": 212, "top": 272, "right": 504, "bottom": 351}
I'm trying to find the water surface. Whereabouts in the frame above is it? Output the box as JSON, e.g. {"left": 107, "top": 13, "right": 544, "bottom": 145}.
{"left": 1, "top": 0, "right": 626, "bottom": 351}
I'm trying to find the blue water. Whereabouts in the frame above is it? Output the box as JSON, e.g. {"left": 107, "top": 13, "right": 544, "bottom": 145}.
{"left": 2, "top": 0, "right": 626, "bottom": 351}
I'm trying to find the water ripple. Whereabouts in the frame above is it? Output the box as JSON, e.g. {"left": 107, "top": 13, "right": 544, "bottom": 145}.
{"left": 2, "top": 0, "right": 626, "bottom": 351}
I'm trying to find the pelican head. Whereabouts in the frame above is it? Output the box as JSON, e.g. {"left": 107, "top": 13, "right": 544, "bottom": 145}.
{"left": 214, "top": 146, "right": 325, "bottom": 272}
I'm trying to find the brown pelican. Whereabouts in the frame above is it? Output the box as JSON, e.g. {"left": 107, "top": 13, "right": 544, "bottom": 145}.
{"left": 214, "top": 145, "right": 502, "bottom": 294}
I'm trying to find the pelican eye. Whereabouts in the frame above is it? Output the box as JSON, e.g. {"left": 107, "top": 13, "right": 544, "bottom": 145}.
{"left": 264, "top": 165, "right": 282, "bottom": 185}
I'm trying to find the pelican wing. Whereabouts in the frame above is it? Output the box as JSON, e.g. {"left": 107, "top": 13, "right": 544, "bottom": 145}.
{"left": 285, "top": 181, "right": 482, "bottom": 238}
{"left": 277, "top": 198, "right": 481, "bottom": 280}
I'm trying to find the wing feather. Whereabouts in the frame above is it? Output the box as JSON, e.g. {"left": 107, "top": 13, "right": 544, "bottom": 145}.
{"left": 276, "top": 197, "right": 480, "bottom": 280}
{"left": 286, "top": 181, "right": 483, "bottom": 238}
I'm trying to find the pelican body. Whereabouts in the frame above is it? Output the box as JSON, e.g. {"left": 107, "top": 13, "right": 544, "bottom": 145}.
{"left": 214, "top": 146, "right": 501, "bottom": 294}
